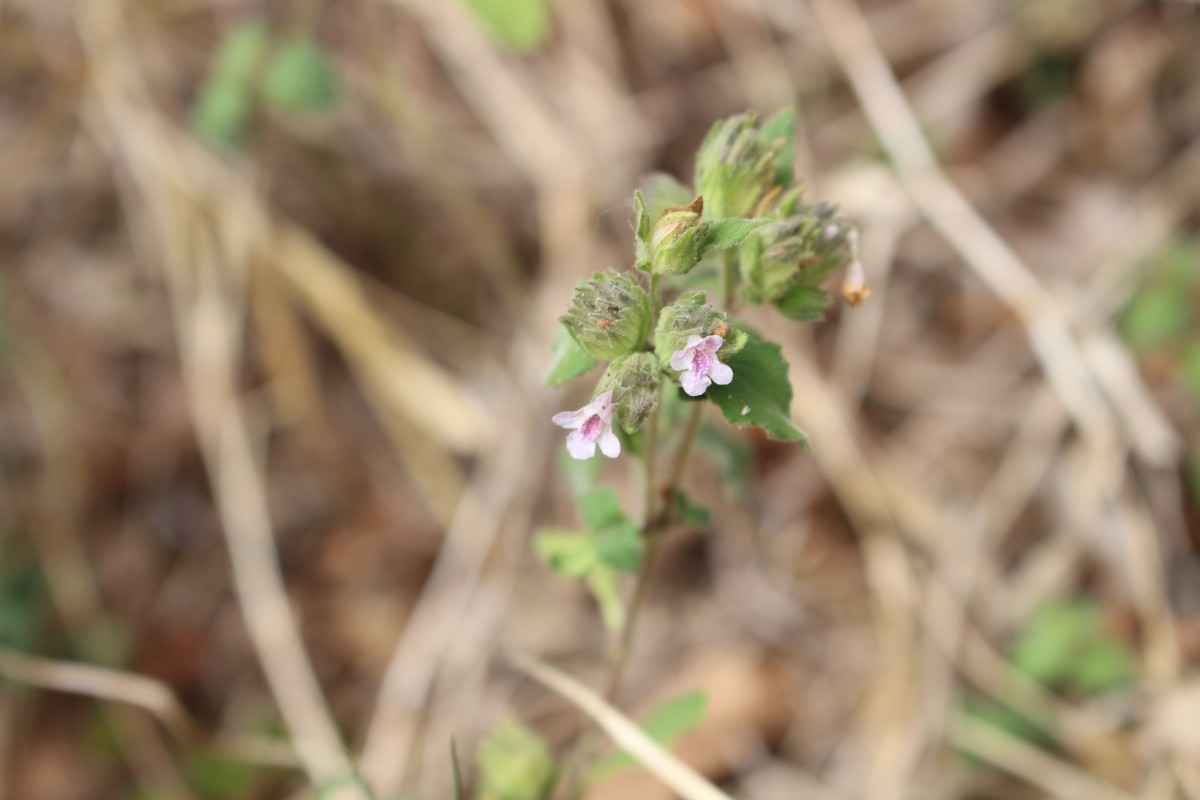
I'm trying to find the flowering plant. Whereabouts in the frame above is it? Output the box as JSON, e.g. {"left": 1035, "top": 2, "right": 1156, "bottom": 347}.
{"left": 478, "top": 109, "right": 865, "bottom": 800}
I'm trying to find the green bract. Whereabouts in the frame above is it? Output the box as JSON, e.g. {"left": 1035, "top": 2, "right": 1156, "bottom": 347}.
{"left": 560, "top": 270, "right": 650, "bottom": 361}
{"left": 597, "top": 352, "right": 662, "bottom": 433}
{"left": 694, "top": 113, "right": 786, "bottom": 219}
{"left": 741, "top": 201, "right": 853, "bottom": 304}
{"left": 653, "top": 291, "right": 747, "bottom": 370}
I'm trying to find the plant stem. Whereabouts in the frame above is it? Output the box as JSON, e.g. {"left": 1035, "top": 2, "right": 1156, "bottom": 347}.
{"left": 721, "top": 248, "right": 738, "bottom": 311}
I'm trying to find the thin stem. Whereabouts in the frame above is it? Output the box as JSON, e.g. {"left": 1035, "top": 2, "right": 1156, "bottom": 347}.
{"left": 721, "top": 249, "right": 738, "bottom": 311}
{"left": 649, "top": 273, "right": 662, "bottom": 335}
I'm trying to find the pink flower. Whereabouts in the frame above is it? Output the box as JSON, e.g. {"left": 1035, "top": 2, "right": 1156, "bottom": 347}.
{"left": 670, "top": 334, "right": 733, "bottom": 397}
{"left": 552, "top": 391, "right": 621, "bottom": 460}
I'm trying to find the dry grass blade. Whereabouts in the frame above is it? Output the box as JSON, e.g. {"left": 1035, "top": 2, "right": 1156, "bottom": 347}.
{"left": 510, "top": 652, "right": 740, "bottom": 800}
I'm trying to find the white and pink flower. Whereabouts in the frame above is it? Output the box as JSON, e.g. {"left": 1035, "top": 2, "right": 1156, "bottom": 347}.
{"left": 670, "top": 334, "right": 733, "bottom": 397}
{"left": 552, "top": 391, "right": 621, "bottom": 460}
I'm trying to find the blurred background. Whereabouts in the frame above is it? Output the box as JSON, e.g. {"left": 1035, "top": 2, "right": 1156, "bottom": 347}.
{"left": 2, "top": 0, "right": 1200, "bottom": 798}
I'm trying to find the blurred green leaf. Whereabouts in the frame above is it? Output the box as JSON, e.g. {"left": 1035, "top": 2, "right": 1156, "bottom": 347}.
{"left": 1181, "top": 341, "right": 1200, "bottom": 401}
{"left": 1120, "top": 285, "right": 1191, "bottom": 350}
{"left": 1073, "top": 639, "right": 1134, "bottom": 695}
{"left": 534, "top": 529, "right": 596, "bottom": 578}
{"left": 462, "top": 0, "right": 551, "bottom": 52}
{"left": 958, "top": 696, "right": 1052, "bottom": 756}
{"left": 190, "top": 21, "right": 269, "bottom": 148}
{"left": 706, "top": 329, "right": 809, "bottom": 444}
{"left": 704, "top": 218, "right": 765, "bottom": 251}
{"left": 544, "top": 324, "right": 598, "bottom": 387}
{"left": 695, "top": 422, "right": 752, "bottom": 497}
{"left": 1008, "top": 599, "right": 1134, "bottom": 695}
{"left": 184, "top": 754, "right": 261, "bottom": 800}
{"left": 262, "top": 40, "right": 340, "bottom": 111}
{"left": 672, "top": 489, "right": 712, "bottom": 525}
{"left": 556, "top": 446, "right": 600, "bottom": 495}
{"left": 586, "top": 564, "right": 624, "bottom": 632}
{"left": 774, "top": 284, "right": 831, "bottom": 322}
{"left": 638, "top": 173, "right": 695, "bottom": 221}
{"left": 586, "top": 692, "right": 708, "bottom": 782}
{"left": 578, "top": 487, "right": 626, "bottom": 532}
{"left": 595, "top": 520, "right": 642, "bottom": 573}
{"left": 475, "top": 720, "right": 557, "bottom": 800}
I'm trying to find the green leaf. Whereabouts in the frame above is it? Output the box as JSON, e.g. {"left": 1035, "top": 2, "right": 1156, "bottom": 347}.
{"left": 262, "top": 40, "right": 340, "bottom": 110}
{"left": 672, "top": 490, "right": 712, "bottom": 525}
{"left": 639, "top": 173, "right": 695, "bottom": 221}
{"left": 773, "top": 284, "right": 831, "bottom": 322}
{"left": 578, "top": 488, "right": 626, "bottom": 531}
{"left": 1120, "top": 285, "right": 1191, "bottom": 350}
{"left": 544, "top": 324, "right": 598, "bottom": 386}
{"left": 462, "top": 0, "right": 551, "bottom": 52}
{"left": 586, "top": 564, "right": 624, "bottom": 632}
{"left": 703, "top": 218, "right": 765, "bottom": 251}
{"left": 1010, "top": 601, "right": 1099, "bottom": 685}
{"left": 595, "top": 520, "right": 642, "bottom": 573}
{"left": 1181, "top": 340, "right": 1200, "bottom": 401}
{"left": 1072, "top": 639, "right": 1134, "bottom": 694}
{"left": 190, "top": 21, "right": 269, "bottom": 148}
{"left": 586, "top": 692, "right": 708, "bottom": 782}
{"left": 958, "top": 697, "right": 1052, "bottom": 755}
{"left": 535, "top": 529, "right": 596, "bottom": 578}
{"left": 475, "top": 720, "right": 557, "bottom": 800}
{"left": 694, "top": 423, "right": 752, "bottom": 497}
{"left": 705, "top": 329, "right": 809, "bottom": 444}
{"left": 759, "top": 107, "right": 796, "bottom": 188}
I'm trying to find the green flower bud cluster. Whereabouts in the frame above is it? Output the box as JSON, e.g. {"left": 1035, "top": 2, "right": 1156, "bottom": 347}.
{"left": 694, "top": 113, "right": 788, "bottom": 219}
{"left": 741, "top": 200, "right": 854, "bottom": 303}
{"left": 597, "top": 352, "right": 662, "bottom": 433}
{"left": 654, "top": 291, "right": 748, "bottom": 371}
{"left": 561, "top": 270, "right": 651, "bottom": 361}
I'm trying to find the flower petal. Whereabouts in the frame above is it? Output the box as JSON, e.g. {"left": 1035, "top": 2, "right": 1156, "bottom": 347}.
{"left": 669, "top": 348, "right": 692, "bottom": 370}
{"left": 702, "top": 335, "right": 724, "bottom": 352}
{"left": 598, "top": 429, "right": 621, "bottom": 458}
{"left": 708, "top": 360, "right": 733, "bottom": 385}
{"left": 684, "top": 334, "right": 706, "bottom": 350}
{"left": 552, "top": 408, "right": 588, "bottom": 429}
{"left": 680, "top": 369, "right": 710, "bottom": 397}
{"left": 565, "top": 429, "right": 598, "bottom": 459}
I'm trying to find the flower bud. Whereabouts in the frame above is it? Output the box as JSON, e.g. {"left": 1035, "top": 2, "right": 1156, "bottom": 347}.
{"left": 841, "top": 259, "right": 870, "bottom": 307}
{"left": 654, "top": 291, "right": 747, "bottom": 371}
{"left": 694, "top": 114, "right": 785, "bottom": 219}
{"left": 741, "top": 201, "right": 855, "bottom": 303}
{"left": 561, "top": 270, "right": 650, "bottom": 361}
{"left": 597, "top": 352, "right": 662, "bottom": 433}
{"left": 642, "top": 196, "right": 709, "bottom": 276}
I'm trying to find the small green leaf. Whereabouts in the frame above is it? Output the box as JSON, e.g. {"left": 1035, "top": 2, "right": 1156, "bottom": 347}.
{"left": 1120, "top": 285, "right": 1191, "bottom": 350}
{"left": 595, "top": 520, "right": 642, "bottom": 573}
{"left": 773, "top": 284, "right": 831, "bottom": 322}
{"left": 535, "top": 530, "right": 596, "bottom": 578}
{"left": 544, "top": 324, "right": 599, "bottom": 386}
{"left": 704, "top": 218, "right": 766, "bottom": 251}
{"left": 672, "top": 490, "right": 712, "bottom": 525}
{"left": 586, "top": 692, "right": 708, "bottom": 782}
{"left": 190, "top": 21, "right": 269, "bottom": 148}
{"left": 262, "top": 40, "right": 340, "bottom": 110}
{"left": 578, "top": 488, "right": 626, "bottom": 532}
{"left": 1073, "top": 639, "right": 1134, "bottom": 694}
{"left": 462, "top": 0, "right": 551, "bottom": 52}
{"left": 705, "top": 329, "right": 809, "bottom": 444}
{"left": 586, "top": 564, "right": 624, "bottom": 632}
{"left": 475, "top": 721, "right": 557, "bottom": 800}
{"left": 1010, "top": 601, "right": 1099, "bottom": 685}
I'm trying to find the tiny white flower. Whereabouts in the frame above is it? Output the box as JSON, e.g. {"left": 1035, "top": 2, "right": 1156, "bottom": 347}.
{"left": 669, "top": 334, "right": 734, "bottom": 397}
{"left": 551, "top": 391, "right": 621, "bottom": 460}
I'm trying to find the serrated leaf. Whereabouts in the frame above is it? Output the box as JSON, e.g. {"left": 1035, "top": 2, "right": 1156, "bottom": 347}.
{"left": 475, "top": 720, "right": 557, "bottom": 800}
{"left": 544, "top": 324, "right": 598, "bottom": 386}
{"left": 578, "top": 488, "right": 626, "bottom": 531}
{"left": 535, "top": 530, "right": 596, "bottom": 578}
{"left": 704, "top": 218, "right": 765, "bottom": 251}
{"left": 586, "top": 692, "right": 708, "bottom": 782}
{"left": 462, "top": 0, "right": 551, "bottom": 52}
{"left": 1120, "top": 285, "right": 1190, "bottom": 350}
{"left": 586, "top": 564, "right": 624, "bottom": 632}
{"left": 705, "top": 329, "right": 809, "bottom": 444}
{"left": 262, "top": 40, "right": 340, "bottom": 110}
{"left": 774, "top": 283, "right": 831, "bottom": 322}
{"left": 595, "top": 520, "right": 642, "bottom": 573}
